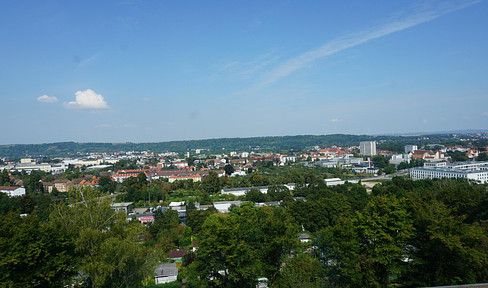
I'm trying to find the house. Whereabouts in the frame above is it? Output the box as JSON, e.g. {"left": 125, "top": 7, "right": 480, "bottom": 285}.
{"left": 111, "top": 202, "right": 134, "bottom": 214}
{"left": 53, "top": 179, "right": 73, "bottom": 192}
{"left": 411, "top": 150, "right": 444, "bottom": 161}
{"left": 154, "top": 263, "right": 178, "bottom": 285}
{"left": 298, "top": 233, "right": 312, "bottom": 243}
{"left": 169, "top": 249, "right": 188, "bottom": 261}
{"left": 169, "top": 201, "right": 185, "bottom": 208}
{"left": 0, "top": 186, "right": 26, "bottom": 197}
{"left": 43, "top": 182, "right": 54, "bottom": 193}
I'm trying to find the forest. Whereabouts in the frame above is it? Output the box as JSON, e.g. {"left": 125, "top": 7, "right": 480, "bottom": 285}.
{"left": 1, "top": 171, "right": 488, "bottom": 288}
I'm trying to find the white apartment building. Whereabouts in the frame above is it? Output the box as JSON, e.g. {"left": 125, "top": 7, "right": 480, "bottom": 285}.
{"left": 360, "top": 141, "right": 376, "bottom": 156}
{"left": 0, "top": 186, "right": 26, "bottom": 197}
{"left": 410, "top": 162, "right": 488, "bottom": 184}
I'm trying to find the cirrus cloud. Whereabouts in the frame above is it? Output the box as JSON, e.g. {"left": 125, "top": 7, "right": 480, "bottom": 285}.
{"left": 37, "top": 95, "right": 58, "bottom": 103}
{"left": 63, "top": 89, "right": 110, "bottom": 109}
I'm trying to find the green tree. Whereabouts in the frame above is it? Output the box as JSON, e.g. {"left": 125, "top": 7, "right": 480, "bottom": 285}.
{"left": 24, "top": 170, "right": 44, "bottom": 195}
{"left": 50, "top": 187, "right": 153, "bottom": 288}
{"left": 477, "top": 153, "right": 488, "bottom": 161}
{"left": 372, "top": 155, "right": 389, "bottom": 169}
{"left": 201, "top": 171, "right": 222, "bottom": 194}
{"left": 383, "top": 164, "right": 396, "bottom": 174}
{"left": 187, "top": 209, "right": 212, "bottom": 234}
{"left": 224, "top": 164, "right": 235, "bottom": 176}
{"left": 274, "top": 254, "right": 327, "bottom": 288}
{"left": 246, "top": 188, "right": 268, "bottom": 203}
{"left": 0, "top": 212, "right": 77, "bottom": 287}
{"left": 400, "top": 195, "right": 488, "bottom": 287}
{"left": 321, "top": 194, "right": 414, "bottom": 287}
{"left": 267, "top": 185, "right": 291, "bottom": 201}
{"left": 192, "top": 205, "right": 299, "bottom": 287}
{"left": 98, "top": 175, "right": 115, "bottom": 193}
{"left": 0, "top": 169, "right": 10, "bottom": 186}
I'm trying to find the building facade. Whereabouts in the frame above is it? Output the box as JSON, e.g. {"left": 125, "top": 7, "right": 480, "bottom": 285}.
{"left": 360, "top": 141, "right": 376, "bottom": 156}
{"left": 410, "top": 162, "right": 488, "bottom": 184}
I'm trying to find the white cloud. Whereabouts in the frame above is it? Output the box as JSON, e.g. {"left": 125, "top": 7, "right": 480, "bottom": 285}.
{"left": 37, "top": 95, "right": 58, "bottom": 103}
{"left": 258, "top": 1, "right": 479, "bottom": 86}
{"left": 331, "top": 118, "right": 340, "bottom": 123}
{"left": 63, "top": 89, "right": 110, "bottom": 109}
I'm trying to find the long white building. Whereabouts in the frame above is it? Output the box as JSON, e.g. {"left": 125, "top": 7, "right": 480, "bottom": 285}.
{"left": 410, "top": 161, "right": 488, "bottom": 184}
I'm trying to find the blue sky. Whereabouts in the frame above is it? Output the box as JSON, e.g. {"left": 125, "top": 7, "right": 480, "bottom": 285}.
{"left": 1, "top": 0, "right": 487, "bottom": 145}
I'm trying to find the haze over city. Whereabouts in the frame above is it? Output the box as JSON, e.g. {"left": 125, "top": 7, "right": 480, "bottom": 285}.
{"left": 1, "top": 0, "right": 487, "bottom": 145}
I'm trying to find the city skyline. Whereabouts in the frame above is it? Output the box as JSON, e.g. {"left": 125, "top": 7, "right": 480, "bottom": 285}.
{"left": 1, "top": 0, "right": 487, "bottom": 145}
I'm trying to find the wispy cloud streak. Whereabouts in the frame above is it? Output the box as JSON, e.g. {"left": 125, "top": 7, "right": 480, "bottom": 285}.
{"left": 259, "top": 1, "right": 479, "bottom": 86}
{"left": 216, "top": 51, "right": 280, "bottom": 79}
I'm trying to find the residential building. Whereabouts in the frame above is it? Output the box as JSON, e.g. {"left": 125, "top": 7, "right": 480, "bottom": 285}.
{"left": 53, "top": 179, "right": 72, "bottom": 192}
{"left": 113, "top": 169, "right": 153, "bottom": 183}
{"left": 411, "top": 150, "right": 444, "bottom": 161}
{"left": 168, "top": 173, "right": 202, "bottom": 183}
{"left": 360, "top": 141, "right": 376, "bottom": 156}
{"left": 111, "top": 202, "right": 134, "bottom": 214}
{"left": 0, "top": 186, "right": 26, "bottom": 197}
{"left": 154, "top": 263, "right": 178, "bottom": 285}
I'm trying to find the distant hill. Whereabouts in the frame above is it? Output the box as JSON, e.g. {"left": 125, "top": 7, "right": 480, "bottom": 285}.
{"left": 0, "top": 133, "right": 471, "bottom": 158}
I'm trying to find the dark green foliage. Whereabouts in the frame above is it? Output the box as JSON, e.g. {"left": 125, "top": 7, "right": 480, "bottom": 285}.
{"left": 187, "top": 209, "right": 212, "bottom": 234}
{"left": 201, "top": 171, "right": 222, "bottom": 194}
{"left": 397, "top": 158, "right": 425, "bottom": 169}
{"left": 224, "top": 164, "right": 234, "bottom": 176}
{"left": 245, "top": 188, "right": 269, "bottom": 203}
{"left": 150, "top": 209, "right": 180, "bottom": 237}
{"left": 0, "top": 212, "right": 77, "bottom": 287}
{"left": 267, "top": 185, "right": 291, "bottom": 201}
{"left": 274, "top": 254, "right": 327, "bottom": 288}
{"left": 372, "top": 155, "right": 389, "bottom": 169}
{"left": 477, "top": 153, "right": 488, "bottom": 161}
{"left": 0, "top": 192, "right": 20, "bottom": 214}
{"left": 447, "top": 150, "right": 469, "bottom": 162}
{"left": 192, "top": 204, "right": 299, "bottom": 287}
{"left": 98, "top": 175, "right": 116, "bottom": 193}
{"left": 0, "top": 169, "right": 10, "bottom": 186}
{"left": 319, "top": 194, "right": 414, "bottom": 287}
{"left": 23, "top": 170, "right": 44, "bottom": 194}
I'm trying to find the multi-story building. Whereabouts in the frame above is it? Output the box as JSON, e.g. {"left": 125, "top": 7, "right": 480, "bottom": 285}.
{"left": 360, "top": 141, "right": 376, "bottom": 156}
{"left": 410, "top": 161, "right": 488, "bottom": 184}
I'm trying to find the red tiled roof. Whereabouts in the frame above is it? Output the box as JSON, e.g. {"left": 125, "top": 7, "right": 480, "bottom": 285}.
{"left": 0, "top": 186, "right": 20, "bottom": 190}
{"left": 169, "top": 250, "right": 188, "bottom": 258}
